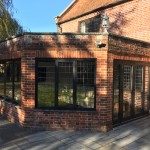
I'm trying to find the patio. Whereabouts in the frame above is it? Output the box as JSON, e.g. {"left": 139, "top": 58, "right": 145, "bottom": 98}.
{"left": 0, "top": 115, "right": 150, "bottom": 150}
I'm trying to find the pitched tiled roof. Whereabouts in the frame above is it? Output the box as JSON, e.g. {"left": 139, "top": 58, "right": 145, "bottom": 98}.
{"left": 58, "top": 0, "right": 129, "bottom": 23}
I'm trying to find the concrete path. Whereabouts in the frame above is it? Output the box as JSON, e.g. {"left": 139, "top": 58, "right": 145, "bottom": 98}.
{"left": 0, "top": 115, "right": 150, "bottom": 150}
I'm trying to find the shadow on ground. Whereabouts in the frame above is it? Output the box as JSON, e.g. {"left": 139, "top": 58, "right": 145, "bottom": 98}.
{"left": 0, "top": 115, "right": 44, "bottom": 145}
{"left": 0, "top": 115, "right": 150, "bottom": 150}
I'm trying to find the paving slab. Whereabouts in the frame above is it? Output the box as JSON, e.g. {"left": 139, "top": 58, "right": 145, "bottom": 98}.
{"left": 0, "top": 115, "right": 150, "bottom": 150}
{"left": 0, "top": 143, "right": 21, "bottom": 150}
{"left": 0, "top": 116, "right": 43, "bottom": 145}
{"left": 20, "top": 140, "right": 65, "bottom": 150}
{"left": 58, "top": 142, "right": 90, "bottom": 150}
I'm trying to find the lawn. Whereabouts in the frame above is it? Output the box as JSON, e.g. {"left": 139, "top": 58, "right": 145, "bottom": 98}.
{"left": 38, "top": 83, "right": 94, "bottom": 108}
{"left": 0, "top": 82, "right": 21, "bottom": 104}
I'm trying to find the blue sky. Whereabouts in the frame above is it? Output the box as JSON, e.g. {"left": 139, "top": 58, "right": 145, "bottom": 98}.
{"left": 13, "top": 0, "right": 72, "bottom": 32}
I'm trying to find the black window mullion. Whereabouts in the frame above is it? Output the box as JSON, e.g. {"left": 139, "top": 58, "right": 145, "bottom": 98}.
{"left": 73, "top": 60, "right": 77, "bottom": 108}
{"left": 12, "top": 61, "right": 15, "bottom": 101}
{"left": 148, "top": 67, "right": 150, "bottom": 111}
{"left": 55, "top": 61, "right": 58, "bottom": 108}
{"left": 119, "top": 65, "right": 124, "bottom": 123}
{"left": 4, "top": 62, "right": 6, "bottom": 98}
{"left": 35, "top": 60, "right": 38, "bottom": 108}
{"left": 142, "top": 66, "right": 145, "bottom": 113}
{"left": 94, "top": 61, "right": 96, "bottom": 110}
{"left": 131, "top": 65, "right": 135, "bottom": 118}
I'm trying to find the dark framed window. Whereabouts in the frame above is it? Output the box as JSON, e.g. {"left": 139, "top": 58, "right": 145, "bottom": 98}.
{"left": 36, "top": 59, "right": 96, "bottom": 110}
{"left": 79, "top": 16, "right": 101, "bottom": 33}
{"left": 0, "top": 59, "right": 21, "bottom": 105}
{"left": 113, "top": 60, "right": 149, "bottom": 125}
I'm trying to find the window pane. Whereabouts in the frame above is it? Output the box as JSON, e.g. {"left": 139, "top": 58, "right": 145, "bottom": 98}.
{"left": 80, "top": 22, "right": 86, "bottom": 33}
{"left": 6, "top": 62, "right": 13, "bottom": 100}
{"left": 113, "top": 64, "right": 120, "bottom": 123}
{"left": 37, "top": 61, "right": 55, "bottom": 107}
{"left": 134, "top": 66, "right": 143, "bottom": 115}
{"left": 123, "top": 65, "right": 132, "bottom": 89}
{"left": 14, "top": 61, "right": 21, "bottom": 104}
{"left": 77, "top": 61, "right": 95, "bottom": 108}
{"left": 135, "top": 66, "right": 143, "bottom": 90}
{"left": 0, "top": 64, "right": 4, "bottom": 98}
{"left": 80, "top": 16, "right": 101, "bottom": 33}
{"left": 123, "top": 65, "right": 132, "bottom": 119}
{"left": 58, "top": 62, "right": 73, "bottom": 107}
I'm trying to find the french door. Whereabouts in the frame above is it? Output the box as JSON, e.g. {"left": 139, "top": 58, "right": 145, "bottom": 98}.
{"left": 113, "top": 61, "right": 149, "bottom": 125}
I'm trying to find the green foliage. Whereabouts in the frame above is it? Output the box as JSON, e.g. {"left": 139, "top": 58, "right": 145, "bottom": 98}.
{"left": 38, "top": 84, "right": 94, "bottom": 108}
{"left": 38, "top": 84, "right": 55, "bottom": 107}
{"left": 0, "top": 0, "right": 23, "bottom": 41}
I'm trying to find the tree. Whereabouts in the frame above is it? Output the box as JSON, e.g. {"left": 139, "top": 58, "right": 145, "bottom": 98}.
{"left": 0, "top": 0, "right": 23, "bottom": 40}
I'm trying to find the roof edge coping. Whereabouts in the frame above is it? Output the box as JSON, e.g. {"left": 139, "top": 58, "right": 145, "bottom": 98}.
{"left": 110, "top": 33, "right": 150, "bottom": 45}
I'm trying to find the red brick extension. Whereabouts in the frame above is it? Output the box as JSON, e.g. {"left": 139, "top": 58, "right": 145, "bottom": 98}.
{"left": 0, "top": 33, "right": 149, "bottom": 132}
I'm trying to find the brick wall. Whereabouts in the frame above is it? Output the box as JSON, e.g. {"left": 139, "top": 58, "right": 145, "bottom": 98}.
{"left": 0, "top": 100, "right": 25, "bottom": 125}
{"left": 58, "top": 0, "right": 150, "bottom": 43}
{"left": 0, "top": 33, "right": 149, "bottom": 131}
{"left": 21, "top": 33, "right": 111, "bottom": 131}
{"left": 108, "top": 34, "right": 150, "bottom": 57}
{"left": 0, "top": 36, "right": 23, "bottom": 60}
{"left": 108, "top": 35, "right": 150, "bottom": 122}
{"left": 0, "top": 36, "right": 23, "bottom": 125}
{"left": 0, "top": 33, "right": 112, "bottom": 131}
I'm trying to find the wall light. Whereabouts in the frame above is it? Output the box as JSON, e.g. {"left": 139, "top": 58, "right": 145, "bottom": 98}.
{"left": 95, "top": 40, "right": 106, "bottom": 48}
{"left": 102, "top": 14, "right": 109, "bottom": 33}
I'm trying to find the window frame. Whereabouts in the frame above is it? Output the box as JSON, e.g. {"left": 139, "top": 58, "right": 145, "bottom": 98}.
{"left": 0, "top": 59, "right": 21, "bottom": 105}
{"left": 79, "top": 16, "right": 101, "bottom": 33}
{"left": 35, "top": 58, "right": 96, "bottom": 111}
{"left": 113, "top": 59, "right": 149, "bottom": 125}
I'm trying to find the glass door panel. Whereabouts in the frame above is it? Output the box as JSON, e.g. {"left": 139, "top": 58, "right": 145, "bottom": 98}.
{"left": 134, "top": 66, "right": 143, "bottom": 115}
{"left": 113, "top": 64, "right": 120, "bottom": 123}
{"left": 113, "top": 61, "right": 149, "bottom": 125}
{"left": 123, "top": 65, "right": 132, "bottom": 120}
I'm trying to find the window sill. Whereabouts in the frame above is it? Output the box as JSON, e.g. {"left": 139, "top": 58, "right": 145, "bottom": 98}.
{"left": 34, "top": 108, "right": 97, "bottom": 113}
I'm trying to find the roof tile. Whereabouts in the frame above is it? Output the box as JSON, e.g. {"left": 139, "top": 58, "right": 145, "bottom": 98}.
{"left": 58, "top": 0, "right": 128, "bottom": 23}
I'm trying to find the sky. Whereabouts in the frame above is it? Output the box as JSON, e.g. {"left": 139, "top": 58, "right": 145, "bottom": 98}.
{"left": 13, "top": 0, "right": 72, "bottom": 32}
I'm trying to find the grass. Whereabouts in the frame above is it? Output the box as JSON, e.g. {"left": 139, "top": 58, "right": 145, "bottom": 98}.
{"left": 0, "top": 82, "right": 94, "bottom": 108}
{"left": 0, "top": 82, "right": 21, "bottom": 105}
{"left": 38, "top": 84, "right": 55, "bottom": 107}
{"left": 38, "top": 83, "right": 94, "bottom": 108}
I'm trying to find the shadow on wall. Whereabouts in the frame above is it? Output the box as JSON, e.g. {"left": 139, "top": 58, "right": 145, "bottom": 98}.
{"left": 96, "top": 6, "right": 136, "bottom": 35}
{"left": 0, "top": 2, "right": 137, "bottom": 130}
{"left": 20, "top": 33, "right": 112, "bottom": 130}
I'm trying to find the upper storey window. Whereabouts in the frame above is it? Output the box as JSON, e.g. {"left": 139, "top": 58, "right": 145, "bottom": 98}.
{"left": 79, "top": 16, "right": 101, "bottom": 33}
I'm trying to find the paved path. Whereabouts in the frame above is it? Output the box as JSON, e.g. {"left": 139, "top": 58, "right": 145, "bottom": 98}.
{"left": 0, "top": 115, "right": 150, "bottom": 150}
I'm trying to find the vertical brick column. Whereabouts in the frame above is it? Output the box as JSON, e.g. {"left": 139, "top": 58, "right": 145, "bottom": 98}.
{"left": 96, "top": 34, "right": 112, "bottom": 131}
{"left": 21, "top": 50, "right": 36, "bottom": 109}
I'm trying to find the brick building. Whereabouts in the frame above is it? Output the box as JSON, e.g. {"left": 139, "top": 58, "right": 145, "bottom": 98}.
{"left": 56, "top": 0, "right": 150, "bottom": 42}
{"left": 0, "top": 0, "right": 150, "bottom": 132}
